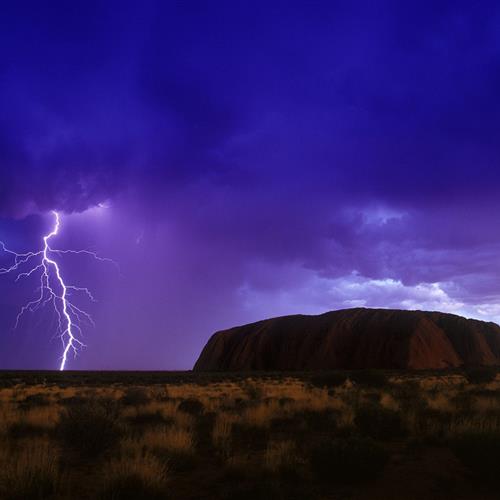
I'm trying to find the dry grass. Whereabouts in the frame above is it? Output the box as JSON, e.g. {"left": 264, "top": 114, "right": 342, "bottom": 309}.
{"left": 0, "top": 369, "right": 498, "bottom": 499}
{"left": 0, "top": 438, "right": 62, "bottom": 499}
{"left": 474, "top": 396, "right": 500, "bottom": 413}
{"left": 141, "top": 427, "right": 195, "bottom": 454}
{"left": 426, "top": 392, "right": 455, "bottom": 412}
{"left": 1, "top": 405, "right": 59, "bottom": 438}
{"left": 212, "top": 412, "right": 237, "bottom": 456}
{"left": 99, "top": 451, "right": 168, "bottom": 499}
{"left": 23, "top": 406, "right": 60, "bottom": 430}
{"left": 264, "top": 440, "right": 298, "bottom": 472}
{"left": 379, "top": 392, "right": 399, "bottom": 411}
{"left": 241, "top": 401, "right": 280, "bottom": 427}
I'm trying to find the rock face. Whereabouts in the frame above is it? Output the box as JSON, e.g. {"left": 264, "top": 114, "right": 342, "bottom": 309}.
{"left": 193, "top": 308, "right": 500, "bottom": 371}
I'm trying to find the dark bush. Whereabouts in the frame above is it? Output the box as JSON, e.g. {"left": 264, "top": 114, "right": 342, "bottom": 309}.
{"left": 309, "top": 372, "right": 347, "bottom": 389}
{"left": 149, "top": 386, "right": 170, "bottom": 402}
{"left": 158, "top": 449, "right": 198, "bottom": 473}
{"left": 363, "top": 392, "right": 381, "bottom": 404}
{"left": 177, "top": 398, "right": 204, "bottom": 415}
{"left": 450, "top": 432, "right": 500, "bottom": 482}
{"left": 354, "top": 405, "right": 406, "bottom": 440}
{"left": 195, "top": 411, "right": 216, "bottom": 450}
{"left": 417, "top": 407, "right": 454, "bottom": 426}
{"left": 231, "top": 423, "right": 270, "bottom": 450}
{"left": 18, "top": 393, "right": 50, "bottom": 410}
{"left": 298, "top": 409, "right": 338, "bottom": 433}
{"left": 390, "top": 381, "right": 423, "bottom": 411}
{"left": 121, "top": 387, "right": 150, "bottom": 406}
{"left": 467, "top": 388, "right": 500, "bottom": 399}
{"left": 7, "top": 421, "right": 48, "bottom": 439}
{"left": 60, "top": 395, "right": 87, "bottom": 406}
{"left": 451, "top": 392, "right": 474, "bottom": 412}
{"left": 412, "top": 408, "right": 453, "bottom": 441}
{"left": 220, "top": 398, "right": 251, "bottom": 413}
{"left": 270, "top": 415, "right": 304, "bottom": 433}
{"left": 349, "top": 370, "right": 388, "bottom": 388}
{"left": 126, "top": 410, "right": 168, "bottom": 427}
{"left": 278, "top": 397, "right": 294, "bottom": 407}
{"left": 465, "top": 367, "right": 497, "bottom": 385}
{"left": 309, "top": 437, "right": 389, "bottom": 484}
{"left": 241, "top": 381, "right": 264, "bottom": 400}
{"left": 57, "top": 399, "right": 123, "bottom": 458}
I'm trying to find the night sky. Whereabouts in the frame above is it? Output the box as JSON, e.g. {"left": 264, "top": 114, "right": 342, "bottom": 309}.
{"left": 1, "top": 1, "right": 500, "bottom": 369}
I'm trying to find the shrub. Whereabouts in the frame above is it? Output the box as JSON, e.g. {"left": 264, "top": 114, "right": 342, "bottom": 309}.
{"left": 350, "top": 370, "right": 388, "bottom": 388}
{"left": 60, "top": 395, "right": 87, "bottom": 406}
{"left": 177, "top": 398, "right": 204, "bottom": 416}
{"left": 231, "top": 422, "right": 270, "bottom": 450}
{"left": 309, "top": 437, "right": 389, "bottom": 484}
{"left": 298, "top": 409, "right": 338, "bottom": 433}
{"left": 98, "top": 453, "right": 168, "bottom": 500}
{"left": 451, "top": 392, "right": 474, "bottom": 412}
{"left": 145, "top": 427, "right": 194, "bottom": 454}
{"left": 270, "top": 415, "right": 303, "bottom": 433}
{"left": 390, "top": 381, "right": 423, "bottom": 411}
{"left": 7, "top": 421, "right": 47, "bottom": 439}
{"left": 0, "top": 440, "right": 62, "bottom": 500}
{"left": 57, "top": 399, "right": 123, "bottom": 458}
{"left": 7, "top": 407, "right": 58, "bottom": 438}
{"left": 354, "top": 405, "right": 406, "bottom": 440}
{"left": 278, "top": 397, "right": 294, "bottom": 407}
{"left": 212, "top": 414, "right": 234, "bottom": 457}
{"left": 309, "top": 372, "right": 347, "bottom": 389}
{"left": 143, "top": 427, "right": 197, "bottom": 472}
{"left": 241, "top": 381, "right": 263, "bottom": 400}
{"left": 409, "top": 408, "right": 454, "bottom": 443}
{"left": 450, "top": 432, "right": 500, "bottom": 482}
{"left": 195, "top": 411, "right": 216, "bottom": 450}
{"left": 465, "top": 367, "right": 497, "bottom": 385}
{"left": 264, "top": 440, "right": 299, "bottom": 475}
{"left": 126, "top": 409, "right": 167, "bottom": 427}
{"left": 18, "top": 394, "right": 50, "bottom": 410}
{"left": 121, "top": 387, "right": 150, "bottom": 406}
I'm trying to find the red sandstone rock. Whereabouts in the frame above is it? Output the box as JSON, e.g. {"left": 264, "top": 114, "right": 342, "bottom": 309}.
{"left": 193, "top": 308, "right": 500, "bottom": 371}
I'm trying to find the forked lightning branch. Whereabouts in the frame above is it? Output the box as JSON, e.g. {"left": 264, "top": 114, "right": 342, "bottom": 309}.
{"left": 0, "top": 211, "right": 115, "bottom": 370}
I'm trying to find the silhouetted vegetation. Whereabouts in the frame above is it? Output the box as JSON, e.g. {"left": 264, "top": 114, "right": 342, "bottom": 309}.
{"left": 465, "top": 367, "right": 497, "bottom": 385}
{"left": 350, "top": 369, "right": 389, "bottom": 387}
{"left": 97, "top": 453, "right": 168, "bottom": 500}
{"left": 177, "top": 398, "right": 204, "bottom": 415}
{"left": 121, "top": 387, "right": 150, "bottom": 406}
{"left": 309, "top": 372, "right": 347, "bottom": 389}
{"left": 57, "top": 399, "right": 123, "bottom": 457}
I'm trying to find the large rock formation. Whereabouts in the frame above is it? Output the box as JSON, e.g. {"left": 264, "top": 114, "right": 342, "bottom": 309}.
{"left": 193, "top": 308, "right": 500, "bottom": 371}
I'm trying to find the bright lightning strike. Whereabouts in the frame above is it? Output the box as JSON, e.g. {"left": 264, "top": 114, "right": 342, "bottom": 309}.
{"left": 0, "top": 211, "right": 115, "bottom": 370}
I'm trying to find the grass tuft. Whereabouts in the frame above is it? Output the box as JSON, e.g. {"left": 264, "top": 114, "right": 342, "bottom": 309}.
{"left": 57, "top": 399, "right": 123, "bottom": 458}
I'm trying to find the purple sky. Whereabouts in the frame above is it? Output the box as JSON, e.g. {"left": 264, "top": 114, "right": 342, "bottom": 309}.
{"left": 1, "top": 1, "right": 500, "bottom": 369}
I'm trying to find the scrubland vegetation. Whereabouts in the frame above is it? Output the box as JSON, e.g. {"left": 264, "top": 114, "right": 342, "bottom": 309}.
{"left": 0, "top": 368, "right": 499, "bottom": 499}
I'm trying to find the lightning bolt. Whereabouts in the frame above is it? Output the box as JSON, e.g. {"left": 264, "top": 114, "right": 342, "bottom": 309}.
{"left": 0, "top": 211, "right": 115, "bottom": 370}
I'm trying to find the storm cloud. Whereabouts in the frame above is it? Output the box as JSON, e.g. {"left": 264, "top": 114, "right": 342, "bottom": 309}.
{"left": 1, "top": 1, "right": 500, "bottom": 368}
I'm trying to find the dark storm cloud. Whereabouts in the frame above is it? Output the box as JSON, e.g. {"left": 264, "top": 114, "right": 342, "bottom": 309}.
{"left": 2, "top": 1, "right": 500, "bottom": 212}
{"left": 0, "top": 1, "right": 248, "bottom": 215}
{"left": 1, "top": 1, "right": 500, "bottom": 368}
